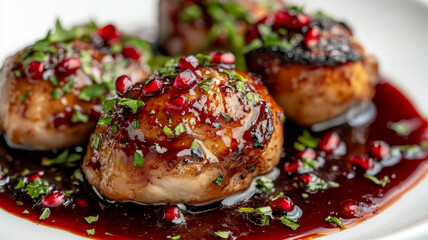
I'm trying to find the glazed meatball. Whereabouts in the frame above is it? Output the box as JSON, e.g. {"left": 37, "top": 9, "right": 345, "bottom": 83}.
{"left": 0, "top": 21, "right": 153, "bottom": 150}
{"left": 158, "top": 0, "right": 284, "bottom": 59}
{"left": 245, "top": 9, "right": 379, "bottom": 126}
{"left": 83, "top": 53, "right": 284, "bottom": 204}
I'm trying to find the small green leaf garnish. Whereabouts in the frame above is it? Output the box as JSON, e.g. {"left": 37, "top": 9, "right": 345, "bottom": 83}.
{"left": 181, "top": 4, "right": 203, "bottom": 22}
{"left": 231, "top": 81, "right": 246, "bottom": 91}
{"left": 3, "top": 168, "right": 8, "bottom": 175}
{"left": 111, "top": 120, "right": 119, "bottom": 133}
{"left": 39, "top": 208, "right": 51, "bottom": 220}
{"left": 78, "top": 84, "right": 107, "bottom": 101}
{"left": 328, "top": 181, "right": 340, "bottom": 188}
{"left": 162, "top": 126, "right": 173, "bottom": 136}
{"left": 133, "top": 151, "right": 145, "bottom": 168}
{"left": 278, "top": 216, "right": 300, "bottom": 230}
{"left": 223, "top": 70, "right": 247, "bottom": 82}
{"left": 64, "top": 190, "right": 74, "bottom": 197}
{"left": 98, "top": 115, "right": 113, "bottom": 126}
{"left": 102, "top": 99, "right": 117, "bottom": 113}
{"left": 155, "top": 144, "right": 163, "bottom": 154}
{"left": 19, "top": 92, "right": 30, "bottom": 103}
{"left": 214, "top": 231, "right": 229, "bottom": 239}
{"left": 289, "top": 5, "right": 305, "bottom": 13}
{"left": 196, "top": 53, "right": 212, "bottom": 65}
{"left": 174, "top": 123, "right": 186, "bottom": 135}
{"left": 21, "top": 169, "right": 30, "bottom": 176}
{"left": 62, "top": 79, "right": 74, "bottom": 94}
{"left": 238, "top": 208, "right": 255, "bottom": 213}
{"left": 170, "top": 235, "right": 181, "bottom": 240}
{"left": 86, "top": 228, "right": 95, "bottom": 236}
{"left": 42, "top": 150, "right": 81, "bottom": 167}
{"left": 22, "top": 210, "right": 29, "bottom": 214}
{"left": 51, "top": 88, "right": 63, "bottom": 99}
{"left": 71, "top": 110, "right": 89, "bottom": 123}
{"left": 84, "top": 215, "right": 99, "bottom": 224}
{"left": 255, "top": 206, "right": 272, "bottom": 226}
{"left": 221, "top": 112, "right": 232, "bottom": 121}
{"left": 15, "top": 179, "right": 25, "bottom": 190}
{"left": 325, "top": 216, "right": 343, "bottom": 228}
{"left": 281, "top": 116, "right": 286, "bottom": 123}
{"left": 201, "top": 85, "right": 211, "bottom": 92}
{"left": 16, "top": 201, "right": 24, "bottom": 206}
{"left": 256, "top": 176, "right": 274, "bottom": 193}
{"left": 390, "top": 121, "right": 411, "bottom": 136}
{"left": 118, "top": 98, "right": 145, "bottom": 114}
{"left": 105, "top": 232, "right": 114, "bottom": 237}
{"left": 212, "top": 175, "right": 224, "bottom": 185}
{"left": 297, "top": 130, "right": 318, "bottom": 148}
{"left": 14, "top": 70, "right": 22, "bottom": 78}
{"left": 49, "top": 75, "right": 58, "bottom": 86}
{"left": 130, "top": 120, "right": 140, "bottom": 131}
{"left": 91, "top": 135, "right": 101, "bottom": 150}
{"left": 364, "top": 174, "right": 389, "bottom": 187}
{"left": 301, "top": 157, "right": 317, "bottom": 168}
{"left": 190, "top": 140, "right": 200, "bottom": 149}
{"left": 26, "top": 178, "right": 49, "bottom": 199}
{"left": 301, "top": 193, "right": 309, "bottom": 199}
{"left": 269, "top": 192, "right": 284, "bottom": 201}
{"left": 294, "top": 142, "right": 306, "bottom": 151}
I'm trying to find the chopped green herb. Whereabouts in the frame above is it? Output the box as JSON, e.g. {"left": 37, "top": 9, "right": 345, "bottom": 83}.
{"left": 118, "top": 98, "right": 145, "bottom": 114}
{"left": 238, "top": 207, "right": 255, "bottom": 213}
{"left": 223, "top": 69, "right": 246, "bottom": 82}
{"left": 163, "top": 126, "right": 173, "bottom": 135}
{"left": 22, "top": 210, "right": 29, "bottom": 214}
{"left": 111, "top": 120, "right": 119, "bottom": 133}
{"left": 201, "top": 84, "right": 211, "bottom": 92}
{"left": 181, "top": 4, "right": 203, "bottom": 22}
{"left": 155, "top": 144, "right": 163, "bottom": 154}
{"left": 196, "top": 53, "right": 212, "bottom": 64}
{"left": 62, "top": 79, "right": 74, "bottom": 94}
{"left": 170, "top": 235, "right": 181, "bottom": 240}
{"left": 21, "top": 169, "right": 30, "bottom": 176}
{"left": 325, "top": 216, "right": 343, "bottom": 228}
{"left": 278, "top": 216, "right": 300, "bottom": 230}
{"left": 19, "top": 92, "right": 30, "bottom": 103}
{"left": 49, "top": 75, "right": 58, "bottom": 86}
{"left": 297, "top": 130, "right": 318, "bottom": 148}
{"left": 102, "top": 99, "right": 117, "bottom": 113}
{"left": 301, "top": 157, "right": 317, "bottom": 168}
{"left": 212, "top": 175, "right": 224, "bottom": 185}
{"left": 54, "top": 176, "right": 62, "bottom": 182}
{"left": 26, "top": 178, "right": 49, "bottom": 199}
{"left": 390, "top": 122, "right": 411, "bottom": 136}
{"left": 150, "top": 110, "right": 156, "bottom": 116}
{"left": 130, "top": 120, "right": 140, "bottom": 131}
{"left": 214, "top": 231, "right": 229, "bottom": 239}
{"left": 71, "top": 168, "right": 84, "bottom": 181}
{"left": 364, "top": 174, "right": 389, "bottom": 187}
{"left": 39, "top": 208, "right": 51, "bottom": 220}
{"left": 91, "top": 135, "right": 101, "bottom": 150}
{"left": 51, "top": 88, "right": 63, "bottom": 99}
{"left": 256, "top": 176, "right": 274, "bottom": 193}
{"left": 133, "top": 151, "right": 145, "bottom": 167}
{"left": 16, "top": 201, "right": 24, "bottom": 206}
{"left": 15, "top": 179, "right": 25, "bottom": 190}
{"left": 84, "top": 215, "right": 99, "bottom": 224}
{"left": 190, "top": 140, "right": 200, "bottom": 149}
{"left": 301, "top": 193, "right": 309, "bottom": 199}
{"left": 294, "top": 142, "right": 306, "bottom": 151}
{"left": 41, "top": 149, "right": 81, "bottom": 167}
{"left": 98, "top": 115, "right": 113, "bottom": 126}
{"left": 269, "top": 192, "right": 284, "bottom": 201}
{"left": 289, "top": 5, "right": 304, "bottom": 13}
{"left": 328, "top": 181, "right": 340, "bottom": 188}
{"left": 14, "top": 70, "right": 22, "bottom": 78}
{"left": 174, "top": 123, "right": 186, "bottom": 135}
{"left": 86, "top": 228, "right": 95, "bottom": 236}
{"left": 221, "top": 112, "right": 232, "bottom": 121}
{"left": 79, "top": 84, "right": 107, "bottom": 101}
{"left": 256, "top": 206, "right": 272, "bottom": 214}
{"left": 231, "top": 81, "right": 246, "bottom": 91}
{"left": 3, "top": 168, "right": 8, "bottom": 175}
{"left": 281, "top": 116, "right": 286, "bottom": 123}
{"left": 105, "top": 232, "right": 114, "bottom": 237}
{"left": 306, "top": 179, "right": 329, "bottom": 192}
{"left": 246, "top": 92, "right": 259, "bottom": 101}
{"left": 71, "top": 110, "right": 89, "bottom": 123}
{"left": 64, "top": 190, "right": 74, "bottom": 197}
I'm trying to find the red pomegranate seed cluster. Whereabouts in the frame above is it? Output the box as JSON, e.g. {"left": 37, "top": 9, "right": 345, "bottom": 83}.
{"left": 270, "top": 196, "right": 295, "bottom": 213}
{"left": 97, "top": 24, "right": 121, "bottom": 43}
{"left": 41, "top": 190, "right": 66, "bottom": 208}
{"left": 115, "top": 75, "right": 133, "bottom": 97}
{"left": 178, "top": 55, "right": 199, "bottom": 71}
{"left": 246, "top": 8, "right": 320, "bottom": 48}
{"left": 173, "top": 70, "right": 197, "bottom": 90}
{"left": 165, "top": 95, "right": 188, "bottom": 115}
{"left": 319, "top": 132, "right": 340, "bottom": 153}
{"left": 349, "top": 156, "right": 373, "bottom": 171}
{"left": 163, "top": 204, "right": 184, "bottom": 224}
{"left": 56, "top": 57, "right": 82, "bottom": 77}
{"left": 143, "top": 77, "right": 163, "bottom": 97}
{"left": 122, "top": 46, "right": 141, "bottom": 60}
{"left": 370, "top": 141, "right": 390, "bottom": 159}
{"left": 210, "top": 52, "right": 236, "bottom": 65}
{"left": 26, "top": 61, "right": 45, "bottom": 80}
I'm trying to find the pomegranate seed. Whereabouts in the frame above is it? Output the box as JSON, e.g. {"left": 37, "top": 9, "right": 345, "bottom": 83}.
{"left": 41, "top": 190, "right": 66, "bottom": 207}
{"left": 122, "top": 46, "right": 141, "bottom": 60}
{"left": 173, "top": 70, "right": 197, "bottom": 90}
{"left": 289, "top": 14, "right": 311, "bottom": 30}
{"left": 143, "top": 77, "right": 163, "bottom": 97}
{"left": 115, "top": 75, "right": 132, "bottom": 97}
{"left": 178, "top": 55, "right": 199, "bottom": 71}
{"left": 76, "top": 198, "right": 88, "bottom": 207}
{"left": 341, "top": 200, "right": 362, "bottom": 218}
{"left": 97, "top": 24, "right": 121, "bottom": 43}
{"left": 270, "top": 196, "right": 295, "bottom": 213}
{"left": 57, "top": 57, "right": 81, "bottom": 77}
{"left": 165, "top": 95, "right": 188, "bottom": 115}
{"left": 274, "top": 10, "right": 293, "bottom": 27}
{"left": 163, "top": 204, "right": 184, "bottom": 223}
{"left": 304, "top": 28, "right": 320, "bottom": 48}
{"left": 210, "top": 52, "right": 236, "bottom": 65}
{"left": 26, "top": 61, "right": 44, "bottom": 80}
{"left": 26, "top": 171, "right": 45, "bottom": 183}
{"left": 320, "top": 132, "right": 340, "bottom": 153}
{"left": 301, "top": 174, "right": 312, "bottom": 184}
{"left": 284, "top": 161, "right": 301, "bottom": 172}
{"left": 349, "top": 156, "right": 372, "bottom": 170}
{"left": 298, "top": 148, "right": 316, "bottom": 160}
{"left": 370, "top": 141, "right": 390, "bottom": 159}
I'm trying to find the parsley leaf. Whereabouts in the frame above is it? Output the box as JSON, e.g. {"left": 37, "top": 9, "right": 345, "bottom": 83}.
{"left": 86, "top": 228, "right": 95, "bottom": 236}
{"left": 26, "top": 178, "right": 49, "bottom": 199}
{"left": 118, "top": 98, "right": 145, "bottom": 114}
{"left": 19, "top": 92, "right": 30, "bottom": 103}
{"left": 51, "top": 88, "right": 63, "bottom": 99}
{"left": 163, "top": 126, "right": 173, "bottom": 136}
{"left": 22, "top": 210, "right": 29, "bottom": 214}
{"left": 181, "top": 4, "right": 203, "bottom": 22}
{"left": 214, "top": 231, "right": 230, "bottom": 239}
{"left": 325, "top": 216, "right": 343, "bottom": 228}
{"left": 102, "top": 99, "right": 117, "bottom": 113}
{"left": 297, "top": 130, "right": 318, "bottom": 148}
{"left": 98, "top": 115, "right": 113, "bottom": 126}
{"left": 190, "top": 140, "right": 200, "bottom": 149}
{"left": 39, "top": 208, "right": 51, "bottom": 220}
{"left": 41, "top": 150, "right": 81, "bottom": 167}
{"left": 71, "top": 110, "right": 89, "bottom": 123}
{"left": 84, "top": 215, "right": 99, "bottom": 224}
{"left": 390, "top": 121, "right": 411, "bottom": 136}
{"left": 174, "top": 123, "right": 186, "bottom": 135}
{"left": 212, "top": 175, "right": 224, "bottom": 185}
{"left": 78, "top": 84, "right": 107, "bottom": 101}
{"left": 133, "top": 151, "right": 145, "bottom": 167}
{"left": 130, "top": 120, "right": 140, "bottom": 131}
{"left": 221, "top": 112, "right": 232, "bottom": 121}
{"left": 91, "top": 135, "right": 101, "bottom": 150}
{"left": 256, "top": 176, "right": 274, "bottom": 193}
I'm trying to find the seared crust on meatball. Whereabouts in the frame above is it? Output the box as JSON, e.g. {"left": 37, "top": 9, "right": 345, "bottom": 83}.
{"left": 83, "top": 55, "right": 284, "bottom": 204}
{"left": 0, "top": 22, "right": 152, "bottom": 150}
{"left": 245, "top": 13, "right": 379, "bottom": 126}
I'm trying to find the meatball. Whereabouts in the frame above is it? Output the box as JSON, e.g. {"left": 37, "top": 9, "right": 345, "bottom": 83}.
{"left": 158, "top": 0, "right": 284, "bottom": 59}
{"left": 82, "top": 53, "right": 284, "bottom": 204}
{"left": 245, "top": 9, "right": 379, "bottom": 126}
{"left": 0, "top": 21, "right": 153, "bottom": 150}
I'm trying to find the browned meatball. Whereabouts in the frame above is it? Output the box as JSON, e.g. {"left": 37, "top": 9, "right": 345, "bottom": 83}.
{"left": 245, "top": 9, "right": 379, "bottom": 126}
{"left": 0, "top": 21, "right": 153, "bottom": 150}
{"left": 83, "top": 53, "right": 284, "bottom": 204}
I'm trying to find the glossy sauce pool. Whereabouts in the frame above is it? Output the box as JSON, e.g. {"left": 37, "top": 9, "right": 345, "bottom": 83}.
{"left": 0, "top": 81, "right": 427, "bottom": 240}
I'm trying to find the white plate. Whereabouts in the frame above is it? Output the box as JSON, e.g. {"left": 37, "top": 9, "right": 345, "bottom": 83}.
{"left": 1, "top": 0, "right": 428, "bottom": 239}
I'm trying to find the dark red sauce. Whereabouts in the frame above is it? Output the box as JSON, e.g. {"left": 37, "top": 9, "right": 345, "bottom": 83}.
{"left": 0, "top": 81, "right": 427, "bottom": 239}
